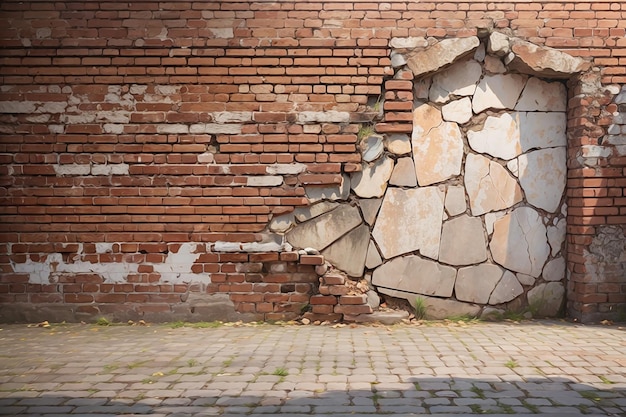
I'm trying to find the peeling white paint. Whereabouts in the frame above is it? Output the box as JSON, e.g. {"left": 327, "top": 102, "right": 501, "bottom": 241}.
{"left": 103, "top": 124, "right": 124, "bottom": 134}
{"left": 9, "top": 242, "right": 211, "bottom": 285}
{"left": 190, "top": 123, "right": 242, "bottom": 134}
{"left": 129, "top": 84, "right": 148, "bottom": 95}
{"left": 213, "top": 111, "right": 252, "bottom": 123}
{"left": 0, "top": 101, "right": 36, "bottom": 113}
{"left": 297, "top": 111, "right": 350, "bottom": 124}
{"left": 53, "top": 164, "right": 91, "bottom": 176}
{"left": 266, "top": 163, "right": 307, "bottom": 175}
{"left": 156, "top": 124, "right": 189, "bottom": 134}
{"left": 153, "top": 243, "right": 210, "bottom": 283}
{"left": 35, "top": 102, "right": 67, "bottom": 114}
{"left": 10, "top": 246, "right": 138, "bottom": 284}
{"left": 247, "top": 176, "right": 283, "bottom": 187}
{"left": 91, "top": 163, "right": 130, "bottom": 176}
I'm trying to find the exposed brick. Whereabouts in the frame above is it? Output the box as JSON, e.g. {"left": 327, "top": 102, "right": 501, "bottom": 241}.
{"left": 309, "top": 295, "right": 337, "bottom": 305}
{"left": 0, "top": 0, "right": 624, "bottom": 326}
{"left": 299, "top": 255, "right": 325, "bottom": 265}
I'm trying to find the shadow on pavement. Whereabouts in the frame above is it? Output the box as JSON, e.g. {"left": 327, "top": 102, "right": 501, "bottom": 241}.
{"left": 2, "top": 375, "right": 624, "bottom": 416}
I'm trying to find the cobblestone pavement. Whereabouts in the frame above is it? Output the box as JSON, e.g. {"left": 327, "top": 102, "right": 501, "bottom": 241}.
{"left": 0, "top": 320, "right": 624, "bottom": 416}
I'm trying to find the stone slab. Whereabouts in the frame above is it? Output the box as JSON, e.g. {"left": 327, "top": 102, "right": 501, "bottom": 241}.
{"left": 406, "top": 36, "right": 480, "bottom": 77}
{"left": 472, "top": 74, "right": 527, "bottom": 113}
{"left": 286, "top": 205, "right": 362, "bottom": 251}
{"left": 517, "top": 147, "right": 566, "bottom": 213}
{"left": 389, "top": 157, "right": 417, "bottom": 187}
{"left": 490, "top": 207, "right": 550, "bottom": 278}
{"left": 467, "top": 112, "right": 522, "bottom": 160}
{"left": 455, "top": 264, "right": 504, "bottom": 304}
{"left": 385, "top": 133, "right": 412, "bottom": 155}
{"left": 442, "top": 97, "right": 473, "bottom": 124}
{"left": 322, "top": 225, "right": 370, "bottom": 277}
{"left": 439, "top": 215, "right": 487, "bottom": 266}
{"left": 413, "top": 121, "right": 464, "bottom": 186}
{"left": 429, "top": 59, "right": 482, "bottom": 103}
{"left": 515, "top": 77, "right": 567, "bottom": 111}
{"left": 372, "top": 187, "right": 444, "bottom": 260}
{"left": 444, "top": 185, "right": 467, "bottom": 217}
{"left": 527, "top": 282, "right": 565, "bottom": 317}
{"left": 351, "top": 156, "right": 394, "bottom": 198}
{"left": 465, "top": 153, "right": 523, "bottom": 216}
{"left": 373, "top": 255, "right": 457, "bottom": 298}
{"left": 489, "top": 271, "right": 524, "bottom": 305}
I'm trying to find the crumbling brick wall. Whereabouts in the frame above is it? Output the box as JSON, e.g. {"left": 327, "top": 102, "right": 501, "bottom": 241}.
{"left": 0, "top": 0, "right": 625, "bottom": 323}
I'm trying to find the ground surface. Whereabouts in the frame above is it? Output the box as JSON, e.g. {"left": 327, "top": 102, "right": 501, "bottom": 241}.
{"left": 0, "top": 320, "right": 624, "bottom": 416}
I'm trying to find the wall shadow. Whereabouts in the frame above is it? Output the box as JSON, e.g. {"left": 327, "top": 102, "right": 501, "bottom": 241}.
{"left": 2, "top": 375, "right": 624, "bottom": 416}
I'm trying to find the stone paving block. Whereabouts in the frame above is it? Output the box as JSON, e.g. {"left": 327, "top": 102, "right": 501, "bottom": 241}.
{"left": 0, "top": 406, "right": 27, "bottom": 415}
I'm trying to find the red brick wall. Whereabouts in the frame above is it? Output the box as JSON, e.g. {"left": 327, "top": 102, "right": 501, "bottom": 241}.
{"left": 0, "top": 0, "right": 625, "bottom": 323}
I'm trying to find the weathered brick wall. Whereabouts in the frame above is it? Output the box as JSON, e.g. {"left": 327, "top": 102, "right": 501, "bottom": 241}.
{"left": 0, "top": 0, "right": 625, "bottom": 323}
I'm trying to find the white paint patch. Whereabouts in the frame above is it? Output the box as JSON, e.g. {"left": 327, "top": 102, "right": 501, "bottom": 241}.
{"left": 0, "top": 101, "right": 37, "bottom": 113}
{"left": 156, "top": 124, "right": 189, "bottom": 134}
{"left": 10, "top": 242, "right": 211, "bottom": 285}
{"left": 91, "top": 163, "right": 129, "bottom": 176}
{"left": 297, "top": 111, "right": 350, "bottom": 124}
{"left": 212, "top": 111, "right": 252, "bottom": 123}
{"left": 10, "top": 245, "right": 138, "bottom": 284}
{"left": 209, "top": 28, "right": 234, "bottom": 38}
{"left": 129, "top": 84, "right": 148, "bottom": 95}
{"left": 247, "top": 176, "right": 283, "bottom": 187}
{"left": 189, "top": 123, "right": 242, "bottom": 134}
{"left": 103, "top": 124, "right": 124, "bottom": 134}
{"left": 53, "top": 164, "right": 91, "bottom": 176}
{"left": 266, "top": 163, "right": 307, "bottom": 175}
{"left": 35, "top": 102, "right": 67, "bottom": 114}
{"left": 153, "top": 243, "right": 210, "bottom": 283}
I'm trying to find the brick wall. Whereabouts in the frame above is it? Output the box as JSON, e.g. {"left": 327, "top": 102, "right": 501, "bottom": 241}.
{"left": 0, "top": 0, "right": 625, "bottom": 323}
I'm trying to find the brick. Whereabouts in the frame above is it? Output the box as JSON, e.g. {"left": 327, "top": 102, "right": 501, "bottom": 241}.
{"left": 334, "top": 304, "right": 373, "bottom": 315}
{"left": 321, "top": 274, "right": 345, "bottom": 285}
{"left": 299, "top": 254, "right": 325, "bottom": 265}
{"left": 339, "top": 294, "right": 368, "bottom": 305}
{"left": 309, "top": 295, "right": 337, "bottom": 305}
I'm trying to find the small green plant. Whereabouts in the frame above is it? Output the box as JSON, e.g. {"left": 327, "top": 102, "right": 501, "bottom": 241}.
{"left": 500, "top": 404, "right": 515, "bottom": 414}
{"left": 141, "top": 377, "right": 155, "bottom": 384}
{"left": 102, "top": 364, "right": 118, "bottom": 372}
{"left": 504, "top": 359, "right": 518, "bottom": 369}
{"left": 413, "top": 382, "right": 422, "bottom": 390}
{"left": 96, "top": 317, "right": 111, "bottom": 326}
{"left": 470, "top": 386, "right": 485, "bottom": 399}
{"left": 497, "top": 310, "right": 526, "bottom": 321}
{"left": 580, "top": 391, "right": 601, "bottom": 402}
{"left": 187, "top": 359, "right": 198, "bottom": 367}
{"left": 469, "top": 404, "right": 483, "bottom": 413}
{"left": 357, "top": 124, "right": 376, "bottom": 140}
{"left": 272, "top": 367, "right": 288, "bottom": 377}
{"left": 372, "top": 393, "right": 381, "bottom": 407}
{"left": 222, "top": 358, "right": 233, "bottom": 367}
{"left": 170, "top": 321, "right": 185, "bottom": 329}
{"left": 414, "top": 296, "right": 427, "bottom": 320}
{"left": 598, "top": 375, "right": 614, "bottom": 384}
{"left": 522, "top": 400, "right": 539, "bottom": 413}
{"left": 191, "top": 321, "right": 223, "bottom": 328}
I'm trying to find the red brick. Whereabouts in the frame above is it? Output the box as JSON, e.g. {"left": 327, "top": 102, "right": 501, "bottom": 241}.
{"left": 299, "top": 254, "right": 325, "bottom": 265}
{"left": 334, "top": 304, "right": 373, "bottom": 315}
{"left": 322, "top": 274, "right": 346, "bottom": 285}
{"left": 309, "top": 295, "right": 337, "bottom": 305}
{"left": 339, "top": 294, "right": 368, "bottom": 305}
